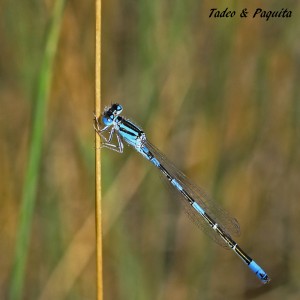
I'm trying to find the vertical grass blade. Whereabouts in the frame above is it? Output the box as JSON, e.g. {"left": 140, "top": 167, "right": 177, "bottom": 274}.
{"left": 9, "top": 1, "right": 66, "bottom": 299}
{"left": 95, "top": 0, "right": 103, "bottom": 300}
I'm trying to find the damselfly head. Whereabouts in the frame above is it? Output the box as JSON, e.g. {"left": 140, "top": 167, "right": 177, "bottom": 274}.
{"left": 101, "top": 103, "right": 123, "bottom": 126}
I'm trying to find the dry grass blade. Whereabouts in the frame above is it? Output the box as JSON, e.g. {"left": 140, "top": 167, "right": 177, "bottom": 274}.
{"left": 95, "top": 0, "right": 103, "bottom": 299}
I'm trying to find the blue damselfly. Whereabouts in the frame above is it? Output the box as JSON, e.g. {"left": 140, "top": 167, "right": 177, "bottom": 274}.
{"left": 94, "top": 103, "right": 270, "bottom": 284}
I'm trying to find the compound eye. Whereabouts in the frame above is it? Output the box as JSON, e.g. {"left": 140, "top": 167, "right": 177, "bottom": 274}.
{"left": 116, "top": 104, "right": 123, "bottom": 112}
{"left": 102, "top": 115, "right": 113, "bottom": 126}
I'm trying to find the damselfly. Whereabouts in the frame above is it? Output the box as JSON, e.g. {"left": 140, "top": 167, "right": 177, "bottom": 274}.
{"left": 94, "top": 103, "right": 270, "bottom": 284}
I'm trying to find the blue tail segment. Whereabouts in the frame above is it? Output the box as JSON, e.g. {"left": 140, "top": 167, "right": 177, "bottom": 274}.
{"left": 249, "top": 260, "right": 270, "bottom": 284}
{"left": 192, "top": 202, "right": 205, "bottom": 215}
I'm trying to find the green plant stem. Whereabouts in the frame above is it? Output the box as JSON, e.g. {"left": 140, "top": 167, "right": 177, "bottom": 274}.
{"left": 9, "top": 1, "right": 66, "bottom": 299}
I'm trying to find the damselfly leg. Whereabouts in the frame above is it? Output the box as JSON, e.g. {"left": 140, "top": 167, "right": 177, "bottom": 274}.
{"left": 93, "top": 113, "right": 124, "bottom": 153}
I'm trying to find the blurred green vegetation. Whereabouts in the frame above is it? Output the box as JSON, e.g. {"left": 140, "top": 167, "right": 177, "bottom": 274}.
{"left": 1, "top": 0, "right": 300, "bottom": 299}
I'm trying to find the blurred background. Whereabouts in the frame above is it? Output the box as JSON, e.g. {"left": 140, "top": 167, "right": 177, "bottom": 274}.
{"left": 1, "top": 0, "right": 300, "bottom": 299}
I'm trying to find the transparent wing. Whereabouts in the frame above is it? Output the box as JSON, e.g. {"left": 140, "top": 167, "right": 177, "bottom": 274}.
{"left": 144, "top": 140, "right": 241, "bottom": 249}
